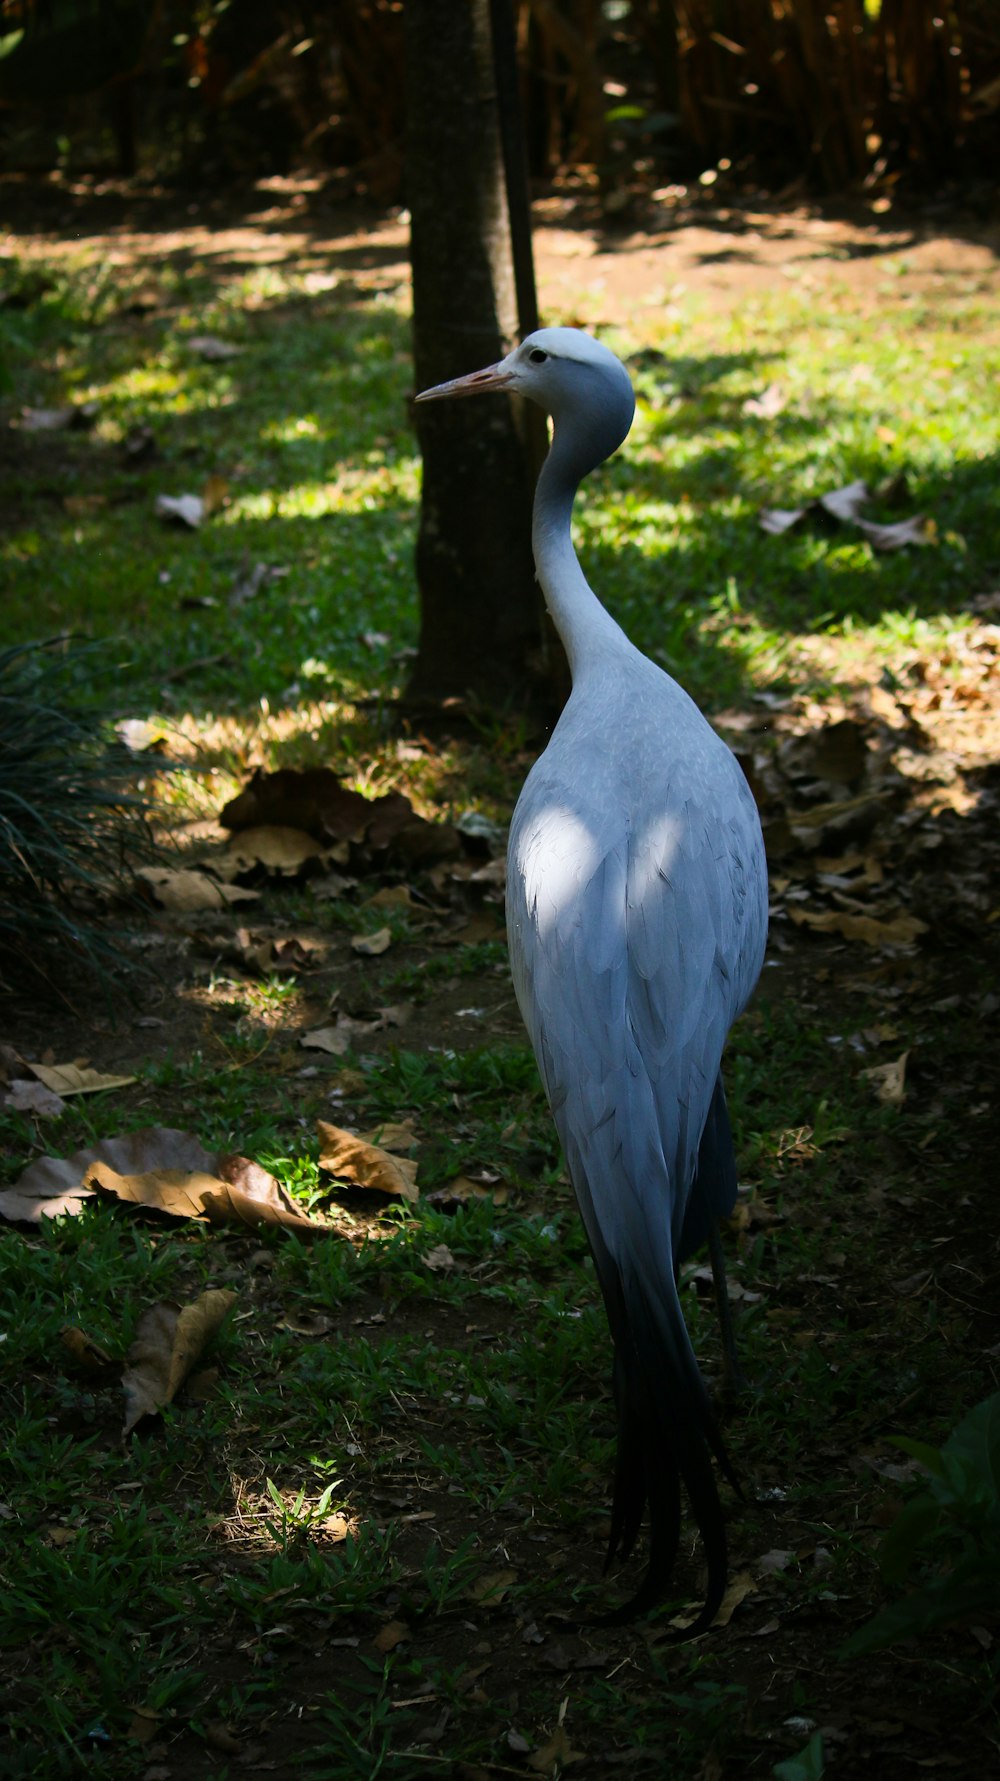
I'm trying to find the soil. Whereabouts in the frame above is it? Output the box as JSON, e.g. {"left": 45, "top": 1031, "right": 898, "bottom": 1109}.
{"left": 2, "top": 175, "right": 999, "bottom": 1780}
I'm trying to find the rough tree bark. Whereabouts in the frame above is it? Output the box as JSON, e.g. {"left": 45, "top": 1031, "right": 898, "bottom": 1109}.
{"left": 404, "top": 0, "right": 553, "bottom": 714}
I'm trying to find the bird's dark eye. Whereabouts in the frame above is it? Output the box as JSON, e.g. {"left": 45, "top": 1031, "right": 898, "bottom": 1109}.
{"left": 528, "top": 348, "right": 548, "bottom": 364}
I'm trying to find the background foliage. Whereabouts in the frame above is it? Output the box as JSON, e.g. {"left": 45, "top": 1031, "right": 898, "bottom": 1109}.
{"left": 1, "top": 1, "right": 999, "bottom": 196}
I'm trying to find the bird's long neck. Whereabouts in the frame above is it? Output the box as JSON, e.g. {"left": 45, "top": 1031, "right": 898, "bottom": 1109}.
{"left": 532, "top": 430, "right": 628, "bottom": 683}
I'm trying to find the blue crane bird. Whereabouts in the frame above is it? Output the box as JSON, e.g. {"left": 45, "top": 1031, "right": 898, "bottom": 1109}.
{"left": 416, "top": 328, "right": 768, "bottom": 1630}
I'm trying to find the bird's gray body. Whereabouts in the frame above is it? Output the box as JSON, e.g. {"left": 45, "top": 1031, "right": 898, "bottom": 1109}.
{"left": 507, "top": 650, "right": 766, "bottom": 1271}
{"left": 416, "top": 325, "right": 768, "bottom": 1628}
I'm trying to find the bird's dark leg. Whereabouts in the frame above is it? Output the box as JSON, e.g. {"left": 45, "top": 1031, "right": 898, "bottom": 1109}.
{"left": 707, "top": 1222, "right": 748, "bottom": 1398}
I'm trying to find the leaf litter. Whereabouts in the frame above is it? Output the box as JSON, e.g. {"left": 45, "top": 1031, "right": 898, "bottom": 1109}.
{"left": 122, "top": 1289, "right": 237, "bottom": 1434}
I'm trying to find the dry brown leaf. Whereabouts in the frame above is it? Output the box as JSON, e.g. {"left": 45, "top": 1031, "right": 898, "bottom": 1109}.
{"left": 710, "top": 1570, "right": 758, "bottom": 1627}
{"left": 300, "top": 1014, "right": 382, "bottom": 1055}
{"left": 316, "top": 1120, "right": 419, "bottom": 1201}
{"left": 363, "top": 1119, "right": 417, "bottom": 1155}
{"left": 136, "top": 866, "right": 260, "bottom": 911}
{"left": 122, "top": 1289, "right": 236, "bottom": 1433}
{"left": 453, "top": 913, "right": 507, "bottom": 946}
{"left": 372, "top": 1619, "right": 410, "bottom": 1653}
{"left": 352, "top": 926, "right": 392, "bottom": 957}
{"left": 468, "top": 1567, "right": 518, "bottom": 1604}
{"left": 299, "top": 1024, "right": 352, "bottom": 1056}
{"left": 213, "top": 826, "right": 326, "bottom": 879}
{"left": 200, "top": 474, "right": 230, "bottom": 516}
{"left": 861, "top": 1049, "right": 909, "bottom": 1106}
{"left": 425, "top": 1174, "right": 496, "bottom": 1211}
{"left": 234, "top": 930, "right": 322, "bottom": 975}
{"left": 423, "top": 1243, "right": 456, "bottom": 1272}
{"left": 3, "top": 1078, "right": 65, "bottom": 1117}
{"left": 0, "top": 1125, "right": 218, "bottom": 1224}
{"left": 85, "top": 1157, "right": 323, "bottom": 1232}
{"left": 362, "top": 885, "right": 417, "bottom": 911}
{"left": 786, "top": 792, "right": 887, "bottom": 852}
{"left": 60, "top": 1326, "right": 114, "bottom": 1370}
{"left": 26, "top": 1061, "right": 136, "bottom": 1098}
{"left": 528, "top": 1726, "right": 586, "bottom": 1774}
{"left": 788, "top": 907, "right": 927, "bottom": 947}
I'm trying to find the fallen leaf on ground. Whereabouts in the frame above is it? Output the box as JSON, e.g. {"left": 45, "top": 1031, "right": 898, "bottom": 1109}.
{"left": 20, "top": 403, "right": 96, "bottom": 431}
{"left": 0, "top": 1126, "right": 217, "bottom": 1224}
{"left": 200, "top": 474, "right": 230, "bottom": 516}
{"left": 861, "top": 1049, "right": 909, "bottom": 1106}
{"left": 352, "top": 927, "right": 392, "bottom": 956}
{"left": 363, "top": 1120, "right": 417, "bottom": 1154}
{"left": 426, "top": 1175, "right": 508, "bottom": 1210}
{"left": 468, "top": 1567, "right": 518, "bottom": 1605}
{"left": 742, "top": 382, "right": 787, "bottom": 418}
{"left": 362, "top": 885, "right": 418, "bottom": 911}
{"left": 136, "top": 866, "right": 260, "bottom": 911}
{"left": 317, "top": 1121, "right": 419, "bottom": 1200}
{"left": 528, "top": 1725, "right": 586, "bottom": 1773}
{"left": 116, "top": 717, "right": 171, "bottom": 753}
{"left": 233, "top": 929, "right": 323, "bottom": 975}
{"left": 214, "top": 826, "right": 327, "bottom": 879}
{"left": 122, "top": 1289, "right": 236, "bottom": 1433}
{"left": 788, "top": 908, "right": 927, "bottom": 947}
{"left": 424, "top": 1243, "right": 456, "bottom": 1272}
{"left": 26, "top": 1061, "right": 136, "bottom": 1097}
{"left": 220, "top": 766, "right": 461, "bottom": 865}
{"left": 760, "top": 480, "right": 932, "bottom": 550}
{"left": 372, "top": 1619, "right": 410, "bottom": 1653}
{"left": 300, "top": 1014, "right": 383, "bottom": 1055}
{"left": 60, "top": 1326, "right": 114, "bottom": 1370}
{"left": 756, "top": 1548, "right": 796, "bottom": 1575}
{"left": 155, "top": 492, "right": 204, "bottom": 528}
{"left": 3, "top": 1079, "right": 66, "bottom": 1117}
{"left": 85, "top": 1155, "right": 324, "bottom": 1232}
{"left": 187, "top": 334, "right": 241, "bottom": 360}
{"left": 711, "top": 1570, "right": 758, "bottom": 1626}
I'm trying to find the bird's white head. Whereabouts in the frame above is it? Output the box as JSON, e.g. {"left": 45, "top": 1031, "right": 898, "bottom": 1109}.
{"left": 416, "top": 326, "right": 636, "bottom": 479}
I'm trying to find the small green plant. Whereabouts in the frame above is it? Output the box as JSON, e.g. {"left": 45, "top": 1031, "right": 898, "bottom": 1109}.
{"left": 262, "top": 1476, "right": 342, "bottom": 1550}
{"left": 842, "top": 1392, "right": 1000, "bottom": 1656}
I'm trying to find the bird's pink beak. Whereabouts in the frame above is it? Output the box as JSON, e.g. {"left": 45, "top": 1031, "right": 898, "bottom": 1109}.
{"left": 414, "top": 363, "right": 514, "bottom": 403}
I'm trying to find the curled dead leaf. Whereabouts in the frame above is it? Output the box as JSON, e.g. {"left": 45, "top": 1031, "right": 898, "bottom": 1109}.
{"left": 372, "top": 1619, "right": 410, "bottom": 1654}
{"left": 136, "top": 866, "right": 260, "bottom": 911}
{"left": 122, "top": 1289, "right": 236, "bottom": 1433}
{"left": 352, "top": 926, "right": 392, "bottom": 957}
{"left": 317, "top": 1120, "right": 419, "bottom": 1200}
{"left": 0, "top": 1125, "right": 218, "bottom": 1225}
{"left": 861, "top": 1049, "right": 909, "bottom": 1106}
{"left": 60, "top": 1326, "right": 114, "bottom": 1371}
{"left": 424, "top": 1243, "right": 456, "bottom": 1272}
{"left": 3, "top": 1078, "right": 65, "bottom": 1117}
{"left": 85, "top": 1156, "right": 325, "bottom": 1233}
{"left": 26, "top": 1061, "right": 136, "bottom": 1098}
{"left": 527, "top": 1725, "right": 586, "bottom": 1774}
{"left": 214, "top": 825, "right": 327, "bottom": 880}
{"left": 468, "top": 1567, "right": 518, "bottom": 1605}
{"left": 788, "top": 907, "right": 927, "bottom": 947}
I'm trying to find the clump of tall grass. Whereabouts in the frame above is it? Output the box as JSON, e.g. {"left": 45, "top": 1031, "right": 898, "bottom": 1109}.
{"left": 0, "top": 638, "right": 153, "bottom": 993}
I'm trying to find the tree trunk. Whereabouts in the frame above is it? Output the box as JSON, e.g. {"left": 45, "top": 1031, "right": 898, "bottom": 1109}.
{"left": 404, "top": 0, "right": 553, "bottom": 715}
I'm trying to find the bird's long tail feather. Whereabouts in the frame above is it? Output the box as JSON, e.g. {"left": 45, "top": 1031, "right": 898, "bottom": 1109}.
{"left": 599, "top": 1257, "right": 735, "bottom": 1633}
